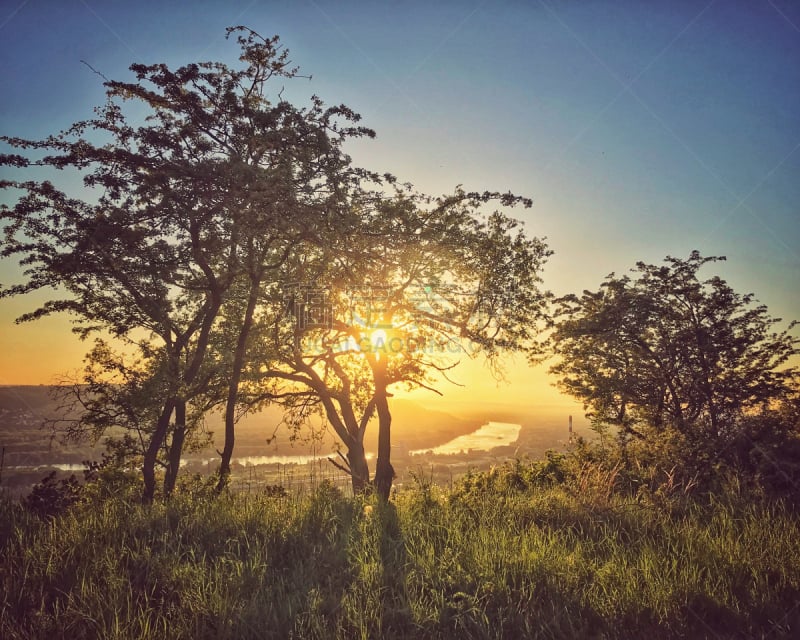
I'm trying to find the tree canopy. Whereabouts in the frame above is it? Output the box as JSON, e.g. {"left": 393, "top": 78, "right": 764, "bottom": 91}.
{"left": 250, "top": 188, "right": 551, "bottom": 498}
{"left": 1, "top": 27, "right": 551, "bottom": 501}
{"left": 550, "top": 251, "right": 799, "bottom": 449}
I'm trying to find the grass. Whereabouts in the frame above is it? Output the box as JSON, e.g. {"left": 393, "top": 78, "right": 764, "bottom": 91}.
{"left": 1, "top": 467, "right": 799, "bottom": 639}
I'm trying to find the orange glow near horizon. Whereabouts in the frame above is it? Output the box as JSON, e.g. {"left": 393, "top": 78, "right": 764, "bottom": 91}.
{"left": 0, "top": 302, "right": 577, "bottom": 420}
{"left": 0, "top": 315, "right": 88, "bottom": 386}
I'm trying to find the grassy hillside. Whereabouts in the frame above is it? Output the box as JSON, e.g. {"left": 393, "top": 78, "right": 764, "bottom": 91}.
{"left": 1, "top": 464, "right": 798, "bottom": 639}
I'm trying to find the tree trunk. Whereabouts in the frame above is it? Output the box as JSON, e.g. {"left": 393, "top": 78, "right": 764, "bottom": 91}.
{"left": 217, "top": 276, "right": 260, "bottom": 493}
{"left": 142, "top": 399, "right": 175, "bottom": 504}
{"left": 374, "top": 391, "right": 394, "bottom": 501}
{"left": 149, "top": 287, "right": 222, "bottom": 502}
{"left": 164, "top": 399, "right": 186, "bottom": 497}
{"left": 347, "top": 440, "right": 371, "bottom": 494}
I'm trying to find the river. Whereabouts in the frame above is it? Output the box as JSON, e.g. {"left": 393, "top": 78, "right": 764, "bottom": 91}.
{"left": 409, "top": 421, "right": 522, "bottom": 455}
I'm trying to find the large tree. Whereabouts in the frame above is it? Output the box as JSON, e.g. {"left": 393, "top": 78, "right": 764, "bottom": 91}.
{"left": 253, "top": 186, "right": 552, "bottom": 499}
{"left": 550, "top": 251, "right": 799, "bottom": 449}
{"left": 1, "top": 27, "right": 552, "bottom": 502}
{"left": 0, "top": 27, "right": 375, "bottom": 501}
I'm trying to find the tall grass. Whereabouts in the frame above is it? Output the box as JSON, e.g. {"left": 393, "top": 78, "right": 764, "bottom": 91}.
{"left": 1, "top": 467, "right": 798, "bottom": 639}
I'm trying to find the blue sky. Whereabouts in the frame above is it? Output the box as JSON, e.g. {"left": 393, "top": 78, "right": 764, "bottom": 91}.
{"left": 1, "top": 0, "right": 798, "bottom": 408}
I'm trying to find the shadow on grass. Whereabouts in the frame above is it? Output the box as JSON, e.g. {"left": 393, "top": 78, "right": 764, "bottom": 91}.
{"left": 375, "top": 500, "right": 414, "bottom": 634}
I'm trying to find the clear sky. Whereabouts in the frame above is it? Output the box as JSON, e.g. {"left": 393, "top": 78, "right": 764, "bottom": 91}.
{"left": 1, "top": 0, "right": 798, "bottom": 418}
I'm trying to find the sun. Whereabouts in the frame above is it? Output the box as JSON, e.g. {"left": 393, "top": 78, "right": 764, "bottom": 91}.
{"left": 370, "top": 328, "right": 388, "bottom": 349}
{"left": 368, "top": 328, "right": 396, "bottom": 361}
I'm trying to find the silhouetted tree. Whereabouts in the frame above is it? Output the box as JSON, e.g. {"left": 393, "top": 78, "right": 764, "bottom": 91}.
{"left": 1, "top": 27, "right": 552, "bottom": 502}
{"left": 257, "top": 187, "right": 552, "bottom": 499}
{"left": 0, "top": 27, "right": 375, "bottom": 501}
{"left": 550, "top": 252, "right": 799, "bottom": 457}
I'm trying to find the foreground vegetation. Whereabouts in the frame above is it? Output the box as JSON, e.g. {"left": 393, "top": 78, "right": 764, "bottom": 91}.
{"left": 2, "top": 458, "right": 798, "bottom": 640}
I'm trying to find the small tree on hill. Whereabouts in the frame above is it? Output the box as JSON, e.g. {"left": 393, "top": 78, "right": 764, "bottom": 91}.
{"left": 550, "top": 251, "right": 799, "bottom": 484}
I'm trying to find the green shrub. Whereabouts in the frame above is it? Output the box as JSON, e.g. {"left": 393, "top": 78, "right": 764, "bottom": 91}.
{"left": 22, "top": 471, "right": 82, "bottom": 519}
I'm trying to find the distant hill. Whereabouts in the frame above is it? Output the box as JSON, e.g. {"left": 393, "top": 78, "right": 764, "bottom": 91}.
{"left": 0, "top": 385, "right": 61, "bottom": 413}
{"left": 0, "top": 386, "right": 101, "bottom": 469}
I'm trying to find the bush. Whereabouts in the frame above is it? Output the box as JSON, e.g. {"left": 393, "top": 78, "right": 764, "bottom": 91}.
{"left": 22, "top": 471, "right": 82, "bottom": 519}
